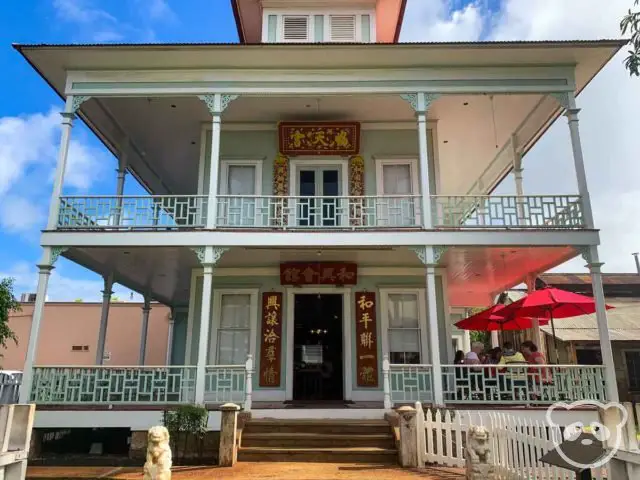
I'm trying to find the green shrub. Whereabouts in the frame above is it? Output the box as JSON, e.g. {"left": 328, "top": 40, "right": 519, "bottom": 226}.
{"left": 162, "top": 405, "right": 208, "bottom": 463}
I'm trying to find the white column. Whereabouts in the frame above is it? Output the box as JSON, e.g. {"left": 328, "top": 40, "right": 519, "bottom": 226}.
{"left": 165, "top": 311, "right": 175, "bottom": 365}
{"left": 195, "top": 247, "right": 215, "bottom": 404}
{"left": 587, "top": 247, "right": 619, "bottom": 402}
{"left": 564, "top": 96, "right": 595, "bottom": 228}
{"left": 113, "top": 150, "right": 128, "bottom": 226}
{"left": 19, "top": 249, "right": 54, "bottom": 403}
{"left": 415, "top": 93, "right": 437, "bottom": 229}
{"left": 525, "top": 275, "right": 545, "bottom": 356}
{"left": 490, "top": 331, "right": 500, "bottom": 348}
{"left": 46, "top": 98, "right": 77, "bottom": 230}
{"left": 95, "top": 273, "right": 114, "bottom": 365}
{"left": 425, "top": 250, "right": 443, "bottom": 406}
{"left": 138, "top": 295, "right": 151, "bottom": 365}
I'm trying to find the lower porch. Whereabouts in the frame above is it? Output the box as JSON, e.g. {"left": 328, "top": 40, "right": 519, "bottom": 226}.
{"left": 23, "top": 244, "right": 612, "bottom": 414}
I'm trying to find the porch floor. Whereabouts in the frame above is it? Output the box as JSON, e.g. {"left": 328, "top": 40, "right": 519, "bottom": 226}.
{"left": 26, "top": 464, "right": 465, "bottom": 479}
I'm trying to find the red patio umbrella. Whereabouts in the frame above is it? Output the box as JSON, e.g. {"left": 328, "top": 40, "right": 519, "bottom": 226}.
{"left": 498, "top": 287, "right": 614, "bottom": 361}
{"left": 455, "top": 304, "right": 549, "bottom": 332}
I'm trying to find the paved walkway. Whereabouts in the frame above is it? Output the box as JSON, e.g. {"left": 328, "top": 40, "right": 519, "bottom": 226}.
{"left": 27, "top": 463, "right": 465, "bottom": 479}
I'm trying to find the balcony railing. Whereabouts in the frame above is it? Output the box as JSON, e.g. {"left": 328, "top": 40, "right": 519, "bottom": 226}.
{"left": 58, "top": 196, "right": 207, "bottom": 229}
{"left": 30, "top": 364, "right": 250, "bottom": 406}
{"left": 385, "top": 364, "right": 606, "bottom": 406}
{"left": 216, "top": 195, "right": 422, "bottom": 229}
{"left": 55, "top": 194, "right": 584, "bottom": 230}
{"left": 432, "top": 195, "right": 584, "bottom": 228}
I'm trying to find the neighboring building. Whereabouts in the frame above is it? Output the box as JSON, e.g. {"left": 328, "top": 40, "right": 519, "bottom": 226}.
{"left": 12, "top": 0, "right": 623, "bottom": 440}
{"left": 4, "top": 302, "right": 172, "bottom": 370}
{"left": 538, "top": 273, "right": 640, "bottom": 402}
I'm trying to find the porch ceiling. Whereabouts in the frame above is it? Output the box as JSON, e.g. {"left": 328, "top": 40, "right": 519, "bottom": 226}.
{"left": 444, "top": 245, "right": 578, "bottom": 308}
{"left": 62, "top": 244, "right": 578, "bottom": 309}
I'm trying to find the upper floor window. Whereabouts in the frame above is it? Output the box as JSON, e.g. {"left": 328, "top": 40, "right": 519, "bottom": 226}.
{"left": 266, "top": 11, "right": 374, "bottom": 43}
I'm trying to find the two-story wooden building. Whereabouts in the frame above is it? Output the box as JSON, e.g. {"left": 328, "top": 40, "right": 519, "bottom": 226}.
{"left": 13, "top": 0, "right": 623, "bottom": 456}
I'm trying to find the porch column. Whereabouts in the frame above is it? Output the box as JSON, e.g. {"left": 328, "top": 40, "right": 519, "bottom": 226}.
{"left": 401, "top": 93, "right": 439, "bottom": 228}
{"left": 19, "top": 248, "right": 56, "bottom": 403}
{"left": 46, "top": 95, "right": 90, "bottom": 230}
{"left": 198, "top": 94, "right": 238, "bottom": 229}
{"left": 166, "top": 310, "right": 175, "bottom": 365}
{"left": 95, "top": 273, "right": 114, "bottom": 365}
{"left": 586, "top": 246, "right": 619, "bottom": 402}
{"left": 114, "top": 148, "right": 128, "bottom": 226}
{"left": 512, "top": 135, "right": 526, "bottom": 224}
{"left": 426, "top": 263, "right": 444, "bottom": 406}
{"left": 554, "top": 93, "right": 595, "bottom": 228}
{"left": 138, "top": 295, "right": 151, "bottom": 365}
{"left": 525, "top": 275, "right": 545, "bottom": 357}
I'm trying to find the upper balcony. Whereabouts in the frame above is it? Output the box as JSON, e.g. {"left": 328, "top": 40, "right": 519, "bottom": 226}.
{"left": 56, "top": 193, "right": 585, "bottom": 231}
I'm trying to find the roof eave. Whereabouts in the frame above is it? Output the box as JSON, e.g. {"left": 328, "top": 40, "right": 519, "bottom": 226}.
{"left": 231, "top": 0, "right": 246, "bottom": 44}
{"left": 394, "top": 0, "right": 407, "bottom": 43}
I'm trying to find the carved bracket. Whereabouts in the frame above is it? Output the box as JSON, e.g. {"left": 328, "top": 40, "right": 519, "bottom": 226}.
{"left": 577, "top": 246, "right": 591, "bottom": 265}
{"left": 410, "top": 246, "right": 446, "bottom": 266}
{"left": 198, "top": 94, "right": 239, "bottom": 115}
{"left": 433, "top": 246, "right": 447, "bottom": 264}
{"left": 409, "top": 246, "right": 427, "bottom": 265}
{"left": 400, "top": 93, "right": 441, "bottom": 113}
{"left": 50, "top": 247, "right": 69, "bottom": 265}
{"left": 190, "top": 247, "right": 229, "bottom": 266}
{"left": 71, "top": 96, "right": 91, "bottom": 113}
{"left": 549, "top": 92, "right": 571, "bottom": 110}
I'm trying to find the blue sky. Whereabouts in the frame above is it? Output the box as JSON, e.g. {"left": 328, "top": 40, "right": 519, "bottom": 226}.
{"left": 0, "top": 0, "right": 638, "bottom": 301}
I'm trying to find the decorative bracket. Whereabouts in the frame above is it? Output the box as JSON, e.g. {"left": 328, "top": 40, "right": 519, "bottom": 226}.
{"left": 410, "top": 246, "right": 446, "bottom": 266}
{"left": 50, "top": 247, "right": 68, "bottom": 265}
{"left": 549, "top": 92, "right": 571, "bottom": 110}
{"left": 71, "top": 96, "right": 91, "bottom": 113}
{"left": 577, "top": 246, "right": 591, "bottom": 265}
{"left": 400, "top": 93, "right": 441, "bottom": 113}
{"left": 198, "top": 94, "right": 239, "bottom": 115}
{"left": 190, "top": 246, "right": 229, "bottom": 266}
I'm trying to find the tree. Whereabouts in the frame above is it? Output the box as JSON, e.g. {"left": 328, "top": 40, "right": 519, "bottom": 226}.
{"left": 621, "top": 1, "right": 640, "bottom": 76}
{"left": 0, "top": 279, "right": 19, "bottom": 351}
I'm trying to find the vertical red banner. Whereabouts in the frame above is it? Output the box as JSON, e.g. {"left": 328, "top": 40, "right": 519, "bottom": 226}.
{"left": 354, "top": 291, "right": 379, "bottom": 387}
{"left": 259, "top": 292, "right": 283, "bottom": 387}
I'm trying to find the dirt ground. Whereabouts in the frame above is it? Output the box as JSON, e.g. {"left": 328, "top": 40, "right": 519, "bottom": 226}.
{"left": 27, "top": 463, "right": 465, "bottom": 479}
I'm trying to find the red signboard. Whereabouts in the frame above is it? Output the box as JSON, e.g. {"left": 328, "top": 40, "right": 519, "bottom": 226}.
{"left": 355, "top": 291, "right": 378, "bottom": 387}
{"left": 280, "top": 262, "right": 357, "bottom": 286}
{"left": 278, "top": 122, "right": 361, "bottom": 156}
{"left": 259, "top": 292, "right": 283, "bottom": 387}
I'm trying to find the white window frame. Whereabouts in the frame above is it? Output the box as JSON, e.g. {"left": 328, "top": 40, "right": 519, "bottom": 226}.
{"left": 208, "top": 288, "right": 259, "bottom": 365}
{"left": 219, "top": 158, "right": 263, "bottom": 195}
{"left": 380, "top": 288, "right": 429, "bottom": 365}
{"left": 263, "top": 9, "right": 376, "bottom": 43}
{"left": 375, "top": 157, "right": 420, "bottom": 196}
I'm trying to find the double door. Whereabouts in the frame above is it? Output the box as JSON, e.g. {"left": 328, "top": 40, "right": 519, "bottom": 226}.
{"left": 296, "top": 167, "right": 342, "bottom": 227}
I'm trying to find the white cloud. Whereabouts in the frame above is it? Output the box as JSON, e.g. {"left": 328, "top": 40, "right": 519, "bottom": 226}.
{"left": 0, "top": 108, "right": 106, "bottom": 233}
{"left": 403, "top": 0, "right": 639, "bottom": 273}
{"left": 1, "top": 262, "right": 142, "bottom": 303}
{"left": 141, "top": 0, "right": 177, "bottom": 22}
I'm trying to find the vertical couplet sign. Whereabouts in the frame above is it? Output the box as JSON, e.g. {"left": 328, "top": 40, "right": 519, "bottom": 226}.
{"left": 355, "top": 291, "right": 379, "bottom": 387}
{"left": 259, "top": 292, "right": 283, "bottom": 387}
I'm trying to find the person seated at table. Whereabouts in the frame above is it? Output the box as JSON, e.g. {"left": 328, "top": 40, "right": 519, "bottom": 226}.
{"left": 453, "top": 350, "right": 465, "bottom": 365}
{"left": 521, "top": 340, "right": 551, "bottom": 384}
{"left": 465, "top": 342, "right": 484, "bottom": 367}
{"left": 485, "top": 347, "right": 502, "bottom": 376}
{"left": 498, "top": 342, "right": 528, "bottom": 397}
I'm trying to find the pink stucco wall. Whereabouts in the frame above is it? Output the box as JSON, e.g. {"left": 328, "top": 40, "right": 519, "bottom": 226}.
{"left": 3, "top": 302, "right": 171, "bottom": 369}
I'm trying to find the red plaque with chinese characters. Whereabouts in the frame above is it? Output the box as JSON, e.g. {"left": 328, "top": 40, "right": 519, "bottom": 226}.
{"left": 355, "top": 291, "right": 378, "bottom": 387}
{"left": 280, "top": 262, "right": 357, "bottom": 286}
{"left": 259, "top": 292, "right": 283, "bottom": 387}
{"left": 279, "top": 122, "right": 361, "bottom": 156}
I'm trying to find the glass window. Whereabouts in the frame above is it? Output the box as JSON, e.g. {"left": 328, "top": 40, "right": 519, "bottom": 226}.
{"left": 387, "top": 293, "right": 421, "bottom": 364}
{"left": 382, "top": 164, "right": 412, "bottom": 195}
{"left": 217, "top": 294, "right": 251, "bottom": 365}
{"left": 625, "top": 351, "right": 640, "bottom": 391}
{"left": 227, "top": 165, "right": 255, "bottom": 195}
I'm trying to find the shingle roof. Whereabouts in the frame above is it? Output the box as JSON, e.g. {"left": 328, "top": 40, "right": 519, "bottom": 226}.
{"left": 539, "top": 273, "right": 640, "bottom": 286}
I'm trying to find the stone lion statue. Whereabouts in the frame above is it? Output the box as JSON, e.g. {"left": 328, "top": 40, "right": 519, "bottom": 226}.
{"left": 466, "top": 425, "right": 495, "bottom": 480}
{"left": 143, "top": 426, "right": 172, "bottom": 480}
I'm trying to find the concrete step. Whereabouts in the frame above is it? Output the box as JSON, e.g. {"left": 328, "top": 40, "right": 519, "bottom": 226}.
{"left": 243, "top": 419, "right": 391, "bottom": 435}
{"left": 237, "top": 446, "right": 398, "bottom": 463}
{"left": 242, "top": 432, "right": 395, "bottom": 449}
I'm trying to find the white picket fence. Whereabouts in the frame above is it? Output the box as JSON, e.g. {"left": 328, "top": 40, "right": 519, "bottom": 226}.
{"left": 416, "top": 403, "right": 607, "bottom": 479}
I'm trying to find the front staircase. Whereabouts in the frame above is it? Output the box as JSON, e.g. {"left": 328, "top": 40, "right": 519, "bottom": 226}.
{"left": 238, "top": 419, "right": 398, "bottom": 463}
